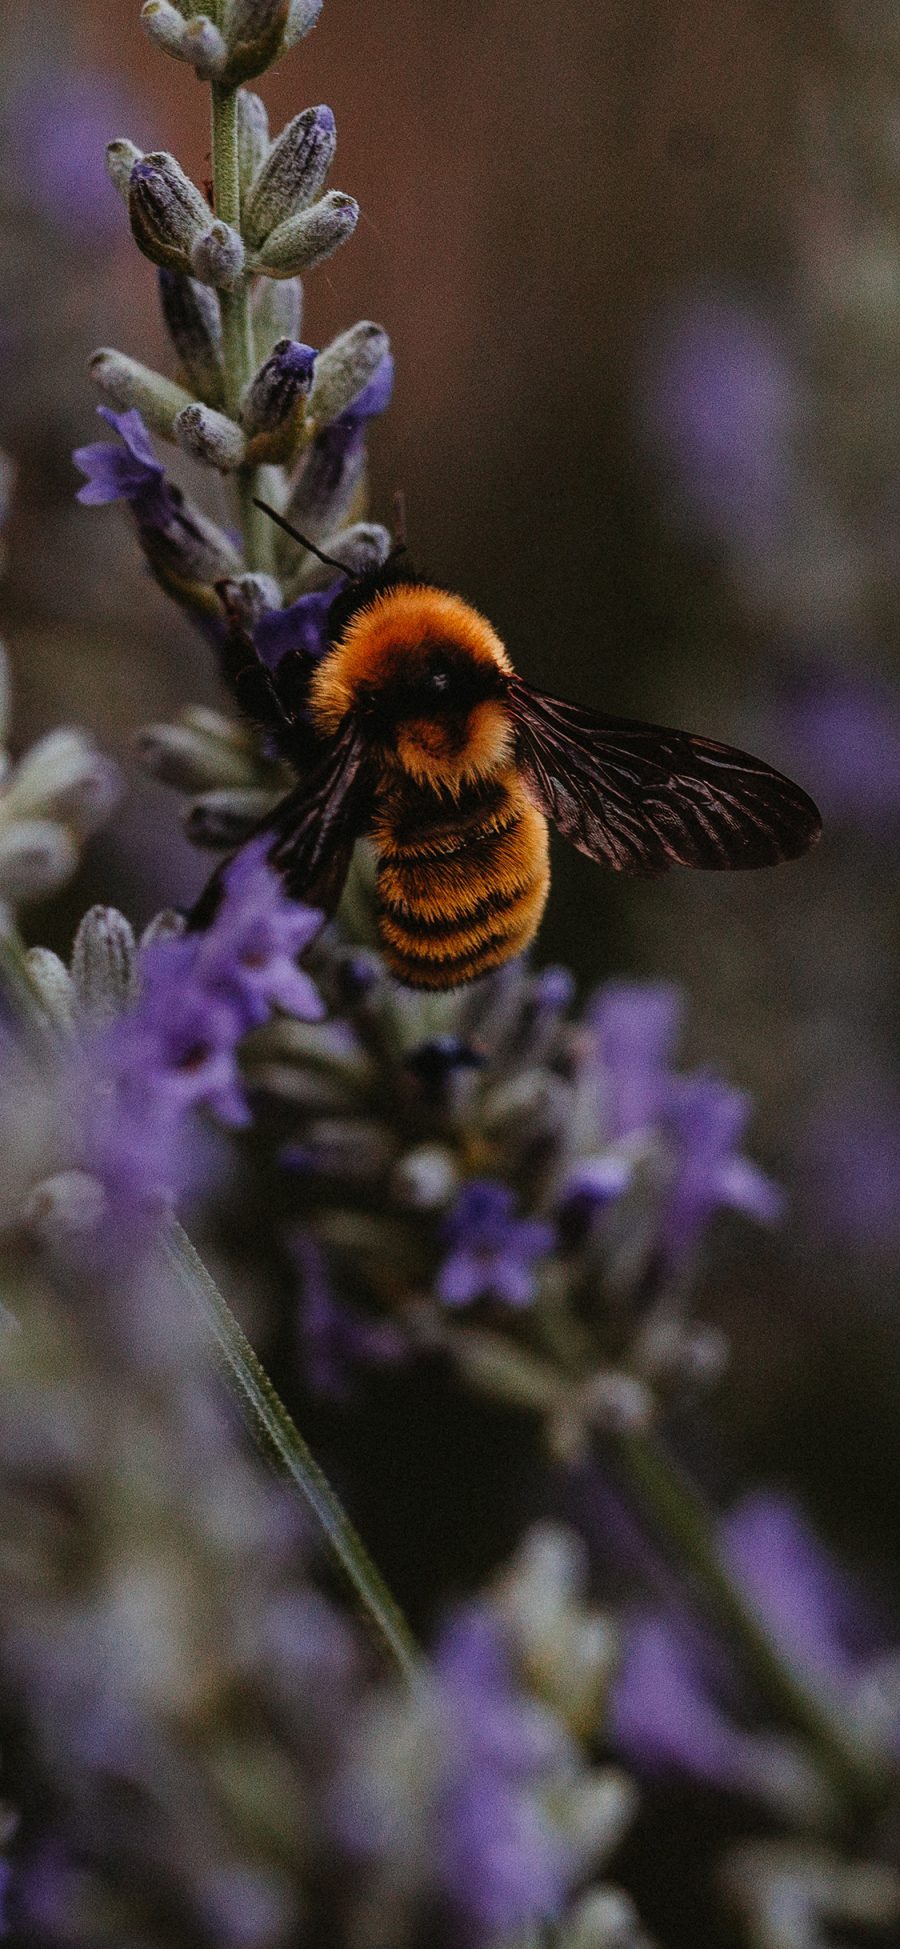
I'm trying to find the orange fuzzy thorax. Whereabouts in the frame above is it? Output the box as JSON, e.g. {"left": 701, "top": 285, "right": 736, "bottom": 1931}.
{"left": 308, "top": 585, "right": 515, "bottom": 788}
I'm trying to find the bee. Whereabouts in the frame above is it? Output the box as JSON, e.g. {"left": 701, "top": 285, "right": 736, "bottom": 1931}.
{"left": 196, "top": 509, "right": 821, "bottom": 989}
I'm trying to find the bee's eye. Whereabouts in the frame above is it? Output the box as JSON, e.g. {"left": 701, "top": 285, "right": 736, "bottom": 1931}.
{"left": 425, "top": 651, "right": 453, "bottom": 696}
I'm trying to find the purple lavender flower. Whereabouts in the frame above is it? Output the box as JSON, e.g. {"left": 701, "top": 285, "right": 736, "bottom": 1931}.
{"left": 578, "top": 983, "right": 781, "bottom": 1277}
{"left": 662, "top": 1075, "right": 783, "bottom": 1276}
{"left": 591, "top": 981, "right": 683, "bottom": 1139}
{"left": 334, "top": 1604, "right": 573, "bottom": 1943}
{"left": 611, "top": 1493, "right": 886, "bottom": 1800}
{"left": 636, "top": 290, "right": 796, "bottom": 550}
{"left": 433, "top": 1607, "right": 573, "bottom": 1939}
{"left": 438, "top": 1180, "right": 555, "bottom": 1308}
{"left": 81, "top": 840, "right": 323, "bottom": 1224}
{"left": 74, "top": 407, "right": 241, "bottom": 596}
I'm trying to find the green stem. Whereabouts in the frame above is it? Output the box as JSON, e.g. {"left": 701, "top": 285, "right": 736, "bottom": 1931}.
{"left": 209, "top": 81, "right": 275, "bottom": 576}
{"left": 167, "top": 1225, "right": 420, "bottom": 1680}
{"left": 612, "top": 1424, "right": 889, "bottom": 1814}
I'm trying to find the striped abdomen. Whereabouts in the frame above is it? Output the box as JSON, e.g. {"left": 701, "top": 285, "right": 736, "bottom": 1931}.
{"left": 372, "top": 769, "right": 550, "bottom": 989}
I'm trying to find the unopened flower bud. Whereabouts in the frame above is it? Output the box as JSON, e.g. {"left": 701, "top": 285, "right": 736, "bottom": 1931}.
{"left": 23, "top": 948, "right": 75, "bottom": 1029}
{"left": 128, "top": 152, "right": 214, "bottom": 273}
{"left": 255, "top": 190, "right": 358, "bottom": 279}
{"left": 89, "top": 348, "right": 194, "bottom": 440}
{"left": 253, "top": 277, "right": 303, "bottom": 360}
{"left": 135, "top": 718, "right": 264, "bottom": 792}
{"left": 392, "top": 1143, "right": 459, "bottom": 1210}
{"left": 174, "top": 402, "right": 247, "bottom": 471}
{"left": 186, "top": 786, "right": 282, "bottom": 848}
{"left": 106, "top": 138, "right": 144, "bottom": 200}
{"left": 190, "top": 219, "right": 245, "bottom": 290}
{"left": 241, "top": 337, "right": 316, "bottom": 461}
{"left": 26, "top": 1172, "right": 108, "bottom": 1252}
{"left": 243, "top": 104, "right": 336, "bottom": 248}
{"left": 307, "top": 321, "right": 390, "bottom": 428}
{"left": 158, "top": 271, "right": 225, "bottom": 408}
{"left": 71, "top": 906, "right": 137, "bottom": 1025}
{"left": 140, "top": 0, "right": 190, "bottom": 57}
{"left": 0, "top": 820, "right": 78, "bottom": 903}
{"left": 560, "top": 1886, "right": 649, "bottom": 1949}
{"left": 180, "top": 14, "right": 228, "bottom": 77}
{"left": 321, "top": 522, "right": 391, "bottom": 577}
{"left": 221, "top": 0, "right": 291, "bottom": 85}
{"left": 222, "top": 572, "right": 282, "bottom": 625}
{"left": 3, "top": 730, "right": 119, "bottom": 835}
{"left": 283, "top": 0, "right": 323, "bottom": 47}
{"left": 237, "top": 89, "right": 270, "bottom": 193}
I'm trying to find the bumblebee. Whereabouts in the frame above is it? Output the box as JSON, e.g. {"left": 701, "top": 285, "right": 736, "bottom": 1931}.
{"left": 197, "top": 518, "right": 821, "bottom": 989}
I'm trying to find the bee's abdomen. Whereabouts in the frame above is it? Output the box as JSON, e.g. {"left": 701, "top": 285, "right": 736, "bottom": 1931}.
{"left": 373, "top": 773, "right": 550, "bottom": 989}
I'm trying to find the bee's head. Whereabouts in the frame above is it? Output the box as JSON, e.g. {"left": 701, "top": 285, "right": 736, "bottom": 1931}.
{"left": 310, "top": 586, "right": 514, "bottom": 788}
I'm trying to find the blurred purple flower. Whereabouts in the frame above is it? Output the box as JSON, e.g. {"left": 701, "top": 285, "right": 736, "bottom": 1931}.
{"left": 611, "top": 1493, "right": 882, "bottom": 1797}
{"left": 294, "top": 1231, "right": 405, "bottom": 1399}
{"left": 433, "top": 1607, "right": 572, "bottom": 1939}
{"left": 591, "top": 981, "right": 683, "bottom": 1139}
{"left": 636, "top": 291, "right": 796, "bottom": 549}
{"left": 6, "top": 73, "right": 130, "bottom": 242}
{"left": 438, "top": 1180, "right": 555, "bottom": 1308}
{"left": 662, "top": 1075, "right": 783, "bottom": 1275}
{"left": 82, "top": 840, "right": 323, "bottom": 1223}
{"left": 579, "top": 982, "right": 781, "bottom": 1276}
{"left": 776, "top": 663, "right": 900, "bottom": 836}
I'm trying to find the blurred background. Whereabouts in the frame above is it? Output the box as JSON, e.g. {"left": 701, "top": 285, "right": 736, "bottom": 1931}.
{"left": 3, "top": 0, "right": 900, "bottom": 1857}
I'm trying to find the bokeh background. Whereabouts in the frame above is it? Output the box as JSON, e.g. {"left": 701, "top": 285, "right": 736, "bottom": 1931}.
{"left": 3, "top": 0, "right": 900, "bottom": 1935}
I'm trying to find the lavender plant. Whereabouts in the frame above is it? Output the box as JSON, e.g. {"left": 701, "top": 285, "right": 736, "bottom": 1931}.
{"left": 0, "top": 4, "right": 899, "bottom": 1947}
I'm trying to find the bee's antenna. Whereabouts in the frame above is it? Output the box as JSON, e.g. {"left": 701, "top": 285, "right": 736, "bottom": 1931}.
{"left": 252, "top": 499, "right": 352, "bottom": 576}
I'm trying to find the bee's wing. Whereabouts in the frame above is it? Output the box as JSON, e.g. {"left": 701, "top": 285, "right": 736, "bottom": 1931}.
{"left": 508, "top": 677, "right": 821, "bottom": 874}
{"left": 190, "top": 716, "right": 371, "bottom": 926}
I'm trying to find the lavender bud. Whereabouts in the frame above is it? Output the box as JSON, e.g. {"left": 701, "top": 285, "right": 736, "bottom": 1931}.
{"left": 237, "top": 89, "right": 271, "bottom": 194}
{"left": 322, "top": 522, "right": 391, "bottom": 575}
{"left": 186, "top": 786, "right": 282, "bottom": 848}
{"left": 3, "top": 730, "right": 119, "bottom": 834}
{"left": 23, "top": 948, "right": 75, "bottom": 1028}
{"left": 180, "top": 14, "right": 228, "bottom": 77}
{"left": 0, "top": 820, "right": 77, "bottom": 902}
{"left": 128, "top": 152, "right": 214, "bottom": 274}
{"left": 243, "top": 105, "right": 337, "bottom": 249}
{"left": 135, "top": 717, "right": 264, "bottom": 792}
{"left": 106, "top": 138, "right": 144, "bottom": 199}
{"left": 221, "top": 0, "right": 291, "bottom": 85}
{"left": 255, "top": 191, "right": 358, "bottom": 280}
{"left": 70, "top": 906, "right": 138, "bottom": 1025}
{"left": 25, "top": 1172, "right": 108, "bottom": 1251}
{"left": 89, "top": 348, "right": 195, "bottom": 440}
{"left": 140, "top": 1, "right": 192, "bottom": 57}
{"left": 253, "top": 277, "right": 303, "bottom": 360}
{"left": 228, "top": 571, "right": 283, "bottom": 622}
{"left": 174, "top": 402, "right": 247, "bottom": 471}
{"left": 157, "top": 271, "right": 225, "bottom": 408}
{"left": 283, "top": 0, "right": 323, "bottom": 46}
{"left": 560, "top": 1887, "right": 650, "bottom": 1949}
{"left": 583, "top": 1370, "right": 653, "bottom": 1435}
{"left": 307, "top": 321, "right": 390, "bottom": 428}
{"left": 190, "top": 219, "right": 245, "bottom": 290}
{"left": 391, "top": 1144, "right": 459, "bottom": 1210}
{"left": 139, "top": 908, "right": 185, "bottom": 950}
{"left": 241, "top": 338, "right": 316, "bottom": 461}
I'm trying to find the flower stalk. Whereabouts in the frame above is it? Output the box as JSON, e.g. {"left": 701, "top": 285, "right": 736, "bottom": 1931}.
{"left": 611, "top": 1424, "right": 890, "bottom": 1817}
{"left": 210, "top": 79, "right": 274, "bottom": 572}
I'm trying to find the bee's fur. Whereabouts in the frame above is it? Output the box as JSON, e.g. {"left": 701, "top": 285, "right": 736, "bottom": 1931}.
{"left": 309, "top": 586, "right": 550, "bottom": 987}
